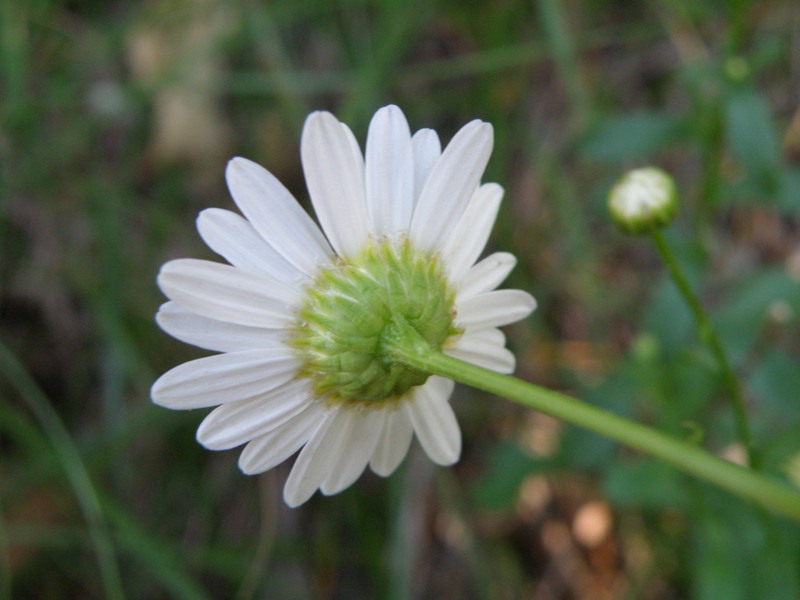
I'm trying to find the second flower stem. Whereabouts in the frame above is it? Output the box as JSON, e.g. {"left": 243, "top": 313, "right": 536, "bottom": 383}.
{"left": 650, "top": 229, "right": 757, "bottom": 469}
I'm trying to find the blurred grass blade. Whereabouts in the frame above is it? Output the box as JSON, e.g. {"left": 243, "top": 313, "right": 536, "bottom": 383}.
{"left": 235, "top": 474, "right": 277, "bottom": 600}
{"left": 243, "top": 1, "right": 308, "bottom": 132}
{"left": 0, "top": 0, "right": 30, "bottom": 125}
{"left": 387, "top": 454, "right": 431, "bottom": 600}
{"left": 0, "top": 510, "right": 10, "bottom": 600}
{"left": 101, "top": 497, "right": 211, "bottom": 600}
{"left": 538, "top": 0, "right": 592, "bottom": 129}
{"left": 339, "top": 0, "right": 433, "bottom": 124}
{"left": 0, "top": 339, "right": 125, "bottom": 599}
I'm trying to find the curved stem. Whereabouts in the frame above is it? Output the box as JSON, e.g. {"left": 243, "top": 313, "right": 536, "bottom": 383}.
{"left": 650, "top": 230, "right": 757, "bottom": 468}
{"left": 382, "top": 319, "right": 800, "bottom": 523}
{"left": 0, "top": 339, "right": 125, "bottom": 599}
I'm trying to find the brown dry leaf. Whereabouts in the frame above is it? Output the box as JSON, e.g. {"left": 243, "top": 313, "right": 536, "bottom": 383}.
{"left": 784, "top": 106, "right": 800, "bottom": 163}
{"left": 127, "top": 0, "right": 235, "bottom": 181}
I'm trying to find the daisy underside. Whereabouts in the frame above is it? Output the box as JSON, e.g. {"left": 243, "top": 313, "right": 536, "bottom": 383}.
{"left": 152, "top": 105, "right": 535, "bottom": 507}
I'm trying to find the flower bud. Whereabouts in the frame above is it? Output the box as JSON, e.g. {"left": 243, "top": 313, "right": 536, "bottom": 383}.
{"left": 607, "top": 167, "right": 678, "bottom": 234}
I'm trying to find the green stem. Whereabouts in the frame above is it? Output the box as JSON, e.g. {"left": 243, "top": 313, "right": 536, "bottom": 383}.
{"left": 650, "top": 229, "right": 757, "bottom": 468}
{"left": 537, "top": 0, "right": 592, "bottom": 130}
{"left": 0, "top": 339, "right": 125, "bottom": 599}
{"left": 382, "top": 318, "right": 800, "bottom": 523}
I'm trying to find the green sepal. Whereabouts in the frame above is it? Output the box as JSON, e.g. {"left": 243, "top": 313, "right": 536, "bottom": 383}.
{"left": 290, "top": 238, "right": 457, "bottom": 405}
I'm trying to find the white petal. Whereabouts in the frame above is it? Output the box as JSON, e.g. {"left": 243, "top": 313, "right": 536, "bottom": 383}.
{"left": 369, "top": 408, "right": 414, "bottom": 476}
{"left": 320, "top": 408, "right": 386, "bottom": 495}
{"left": 456, "top": 290, "right": 536, "bottom": 329}
{"left": 238, "top": 402, "right": 327, "bottom": 474}
{"left": 441, "top": 183, "right": 503, "bottom": 280}
{"left": 301, "top": 112, "right": 370, "bottom": 258}
{"left": 225, "top": 157, "right": 333, "bottom": 276}
{"left": 156, "top": 302, "right": 286, "bottom": 353}
{"left": 365, "top": 105, "right": 414, "bottom": 236}
{"left": 458, "top": 325, "right": 506, "bottom": 347}
{"left": 157, "top": 259, "right": 297, "bottom": 328}
{"left": 405, "top": 377, "right": 461, "bottom": 465}
{"left": 151, "top": 348, "right": 300, "bottom": 409}
{"left": 457, "top": 252, "right": 518, "bottom": 301}
{"left": 196, "top": 379, "right": 313, "bottom": 450}
{"left": 426, "top": 374, "right": 455, "bottom": 401}
{"left": 447, "top": 328, "right": 516, "bottom": 373}
{"left": 410, "top": 120, "right": 493, "bottom": 251}
{"left": 197, "top": 208, "right": 308, "bottom": 286}
{"left": 283, "top": 408, "right": 349, "bottom": 507}
{"left": 411, "top": 128, "right": 441, "bottom": 203}
{"left": 339, "top": 121, "right": 366, "bottom": 172}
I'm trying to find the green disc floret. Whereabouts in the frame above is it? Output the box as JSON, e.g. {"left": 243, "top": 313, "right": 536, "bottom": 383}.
{"left": 290, "top": 238, "right": 460, "bottom": 406}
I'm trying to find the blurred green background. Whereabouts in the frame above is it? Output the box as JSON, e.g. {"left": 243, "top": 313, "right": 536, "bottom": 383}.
{"left": 2, "top": 0, "right": 800, "bottom": 598}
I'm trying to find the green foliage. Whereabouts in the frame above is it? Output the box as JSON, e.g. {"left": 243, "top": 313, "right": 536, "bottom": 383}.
{"left": 471, "top": 441, "right": 550, "bottom": 510}
{"left": 691, "top": 489, "right": 800, "bottom": 600}
{"left": 603, "top": 459, "right": 689, "bottom": 510}
{"left": 724, "top": 87, "right": 782, "bottom": 196}
{"left": 581, "top": 112, "right": 685, "bottom": 164}
{"left": 715, "top": 268, "right": 800, "bottom": 360}
{"left": 2, "top": 0, "right": 799, "bottom": 597}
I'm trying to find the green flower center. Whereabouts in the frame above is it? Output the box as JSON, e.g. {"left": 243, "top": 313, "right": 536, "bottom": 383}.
{"left": 290, "top": 238, "right": 459, "bottom": 406}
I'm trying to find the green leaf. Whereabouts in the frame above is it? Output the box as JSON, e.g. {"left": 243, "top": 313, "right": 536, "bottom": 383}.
{"left": 559, "top": 361, "right": 640, "bottom": 470}
{"left": 604, "top": 458, "right": 689, "bottom": 509}
{"left": 724, "top": 87, "right": 782, "bottom": 195}
{"left": 715, "top": 268, "right": 800, "bottom": 360}
{"left": 471, "top": 441, "right": 549, "bottom": 510}
{"left": 749, "top": 351, "right": 800, "bottom": 422}
{"left": 691, "top": 488, "right": 800, "bottom": 600}
{"left": 641, "top": 273, "right": 695, "bottom": 356}
{"left": 758, "top": 422, "right": 800, "bottom": 478}
{"left": 663, "top": 349, "right": 719, "bottom": 421}
{"left": 777, "top": 169, "right": 800, "bottom": 212}
{"left": 581, "top": 112, "right": 683, "bottom": 163}
{"left": 692, "top": 514, "right": 748, "bottom": 600}
{"left": 750, "top": 525, "right": 800, "bottom": 600}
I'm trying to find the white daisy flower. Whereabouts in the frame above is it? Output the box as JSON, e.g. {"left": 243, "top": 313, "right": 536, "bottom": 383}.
{"left": 151, "top": 105, "right": 536, "bottom": 507}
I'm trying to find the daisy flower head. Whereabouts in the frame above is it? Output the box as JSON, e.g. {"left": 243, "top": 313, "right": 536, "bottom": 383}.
{"left": 151, "top": 105, "right": 536, "bottom": 507}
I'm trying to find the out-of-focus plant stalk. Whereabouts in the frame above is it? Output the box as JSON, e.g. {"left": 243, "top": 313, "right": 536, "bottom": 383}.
{"left": 0, "top": 340, "right": 125, "bottom": 599}
{"left": 0, "top": 511, "right": 10, "bottom": 600}
{"left": 650, "top": 230, "right": 758, "bottom": 469}
{"left": 537, "top": 0, "right": 592, "bottom": 129}
{"left": 606, "top": 166, "right": 757, "bottom": 468}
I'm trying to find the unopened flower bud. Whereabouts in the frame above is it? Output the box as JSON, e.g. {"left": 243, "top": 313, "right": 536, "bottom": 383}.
{"left": 607, "top": 167, "right": 678, "bottom": 234}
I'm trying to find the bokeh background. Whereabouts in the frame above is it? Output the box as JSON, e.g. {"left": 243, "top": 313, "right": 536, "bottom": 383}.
{"left": 3, "top": 0, "right": 800, "bottom": 598}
